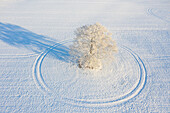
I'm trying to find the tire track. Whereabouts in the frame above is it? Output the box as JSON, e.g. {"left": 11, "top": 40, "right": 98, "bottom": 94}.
{"left": 32, "top": 40, "right": 147, "bottom": 107}
{"left": 63, "top": 46, "right": 147, "bottom": 107}
{"left": 147, "top": 8, "right": 170, "bottom": 23}
{"left": 32, "top": 39, "right": 72, "bottom": 95}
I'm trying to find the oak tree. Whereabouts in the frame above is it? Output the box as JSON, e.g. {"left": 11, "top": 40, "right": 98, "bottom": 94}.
{"left": 70, "top": 23, "right": 118, "bottom": 69}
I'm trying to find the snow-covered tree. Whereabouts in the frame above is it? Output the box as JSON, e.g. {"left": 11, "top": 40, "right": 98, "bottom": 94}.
{"left": 70, "top": 23, "right": 118, "bottom": 69}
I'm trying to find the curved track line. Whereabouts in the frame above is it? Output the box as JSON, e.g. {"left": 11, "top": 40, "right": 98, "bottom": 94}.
{"left": 63, "top": 46, "right": 147, "bottom": 107}
{"left": 32, "top": 39, "right": 72, "bottom": 95}
{"left": 147, "top": 8, "right": 170, "bottom": 23}
{"left": 32, "top": 40, "right": 147, "bottom": 107}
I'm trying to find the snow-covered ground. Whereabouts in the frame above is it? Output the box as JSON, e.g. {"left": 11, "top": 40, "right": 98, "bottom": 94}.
{"left": 0, "top": 0, "right": 169, "bottom": 112}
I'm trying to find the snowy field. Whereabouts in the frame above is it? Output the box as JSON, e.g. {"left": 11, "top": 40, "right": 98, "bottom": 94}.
{"left": 0, "top": 0, "right": 169, "bottom": 112}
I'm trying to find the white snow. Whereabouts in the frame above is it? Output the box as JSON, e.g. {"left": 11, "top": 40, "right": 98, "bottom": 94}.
{"left": 0, "top": 0, "right": 169, "bottom": 112}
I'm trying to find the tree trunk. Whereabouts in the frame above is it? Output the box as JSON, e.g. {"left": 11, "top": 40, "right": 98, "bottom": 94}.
{"left": 90, "top": 38, "right": 94, "bottom": 54}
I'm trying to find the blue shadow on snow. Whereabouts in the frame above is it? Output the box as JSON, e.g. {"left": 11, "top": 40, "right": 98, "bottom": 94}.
{"left": 0, "top": 22, "right": 71, "bottom": 63}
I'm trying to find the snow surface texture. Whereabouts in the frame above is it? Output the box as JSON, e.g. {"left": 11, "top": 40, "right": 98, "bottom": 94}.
{"left": 0, "top": 0, "right": 169, "bottom": 112}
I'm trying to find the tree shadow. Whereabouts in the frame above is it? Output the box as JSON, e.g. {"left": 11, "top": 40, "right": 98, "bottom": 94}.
{"left": 0, "top": 22, "right": 71, "bottom": 63}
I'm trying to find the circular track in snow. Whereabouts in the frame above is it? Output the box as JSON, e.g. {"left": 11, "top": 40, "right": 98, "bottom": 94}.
{"left": 32, "top": 40, "right": 147, "bottom": 107}
{"left": 147, "top": 8, "right": 170, "bottom": 23}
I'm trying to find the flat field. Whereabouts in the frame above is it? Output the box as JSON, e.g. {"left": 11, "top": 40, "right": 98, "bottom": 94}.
{"left": 0, "top": 0, "right": 169, "bottom": 112}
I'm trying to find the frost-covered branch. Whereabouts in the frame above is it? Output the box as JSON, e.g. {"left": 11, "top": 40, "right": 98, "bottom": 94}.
{"left": 70, "top": 23, "right": 118, "bottom": 69}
